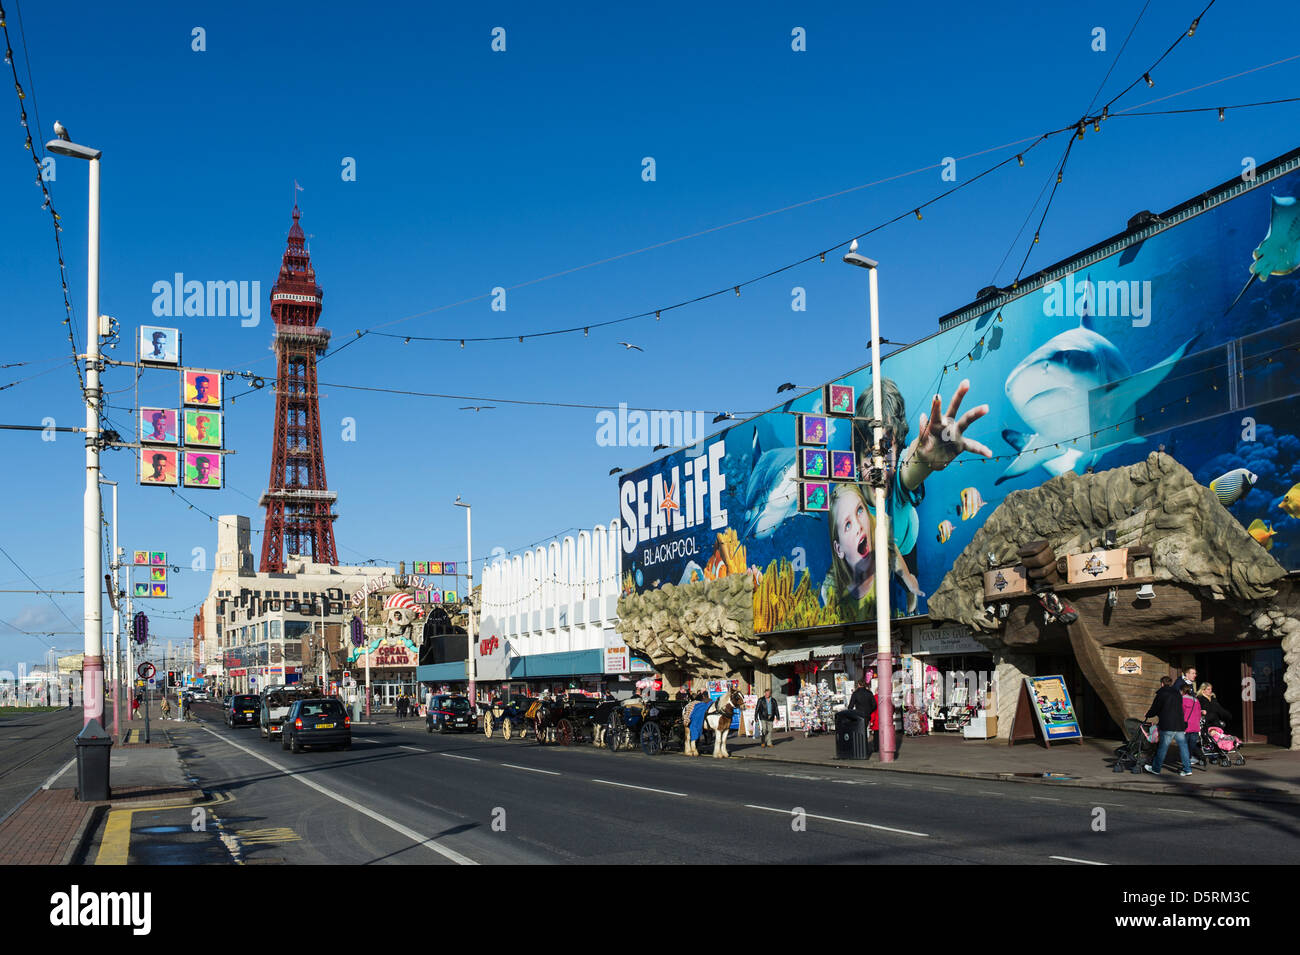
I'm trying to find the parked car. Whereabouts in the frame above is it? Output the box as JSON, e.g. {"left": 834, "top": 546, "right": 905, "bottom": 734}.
{"left": 226, "top": 694, "right": 261, "bottom": 728}
{"left": 426, "top": 694, "right": 475, "bottom": 734}
{"left": 260, "top": 684, "right": 321, "bottom": 741}
{"left": 282, "top": 697, "right": 352, "bottom": 752}
{"left": 192, "top": 689, "right": 209, "bottom": 702}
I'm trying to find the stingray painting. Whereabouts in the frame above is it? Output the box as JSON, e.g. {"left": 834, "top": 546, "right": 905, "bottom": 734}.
{"left": 1225, "top": 195, "right": 1300, "bottom": 314}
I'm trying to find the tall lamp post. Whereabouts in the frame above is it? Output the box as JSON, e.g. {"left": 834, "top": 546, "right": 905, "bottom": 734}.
{"left": 100, "top": 478, "right": 121, "bottom": 741}
{"left": 842, "top": 241, "right": 897, "bottom": 763}
{"left": 454, "top": 497, "right": 475, "bottom": 704}
{"left": 45, "top": 127, "right": 106, "bottom": 736}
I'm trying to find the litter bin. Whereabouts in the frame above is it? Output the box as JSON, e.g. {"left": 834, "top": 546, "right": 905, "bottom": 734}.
{"left": 75, "top": 718, "right": 113, "bottom": 801}
{"left": 834, "top": 710, "right": 869, "bottom": 760}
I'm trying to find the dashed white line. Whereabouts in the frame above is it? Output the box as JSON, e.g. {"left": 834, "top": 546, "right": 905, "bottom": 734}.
{"left": 502, "top": 763, "right": 560, "bottom": 776}
{"left": 1156, "top": 807, "right": 1194, "bottom": 814}
{"left": 1030, "top": 796, "right": 1062, "bottom": 802}
{"left": 592, "top": 779, "right": 687, "bottom": 797}
{"left": 978, "top": 791, "right": 1007, "bottom": 796}
{"left": 198, "top": 725, "right": 478, "bottom": 865}
{"left": 1050, "top": 855, "right": 1108, "bottom": 865}
{"left": 745, "top": 804, "right": 929, "bottom": 837}
{"left": 399, "top": 745, "right": 429, "bottom": 753}
{"left": 440, "top": 752, "right": 480, "bottom": 762}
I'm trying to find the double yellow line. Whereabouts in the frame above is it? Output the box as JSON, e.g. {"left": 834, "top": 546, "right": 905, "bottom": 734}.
{"left": 94, "top": 791, "right": 232, "bottom": 866}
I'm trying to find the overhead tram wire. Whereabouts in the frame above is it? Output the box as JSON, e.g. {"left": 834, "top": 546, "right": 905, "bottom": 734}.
{"left": 0, "top": 542, "right": 82, "bottom": 635}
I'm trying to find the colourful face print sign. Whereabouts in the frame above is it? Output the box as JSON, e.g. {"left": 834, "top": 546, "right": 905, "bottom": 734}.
{"left": 428, "top": 562, "right": 443, "bottom": 575}
{"left": 133, "top": 551, "right": 149, "bottom": 565}
{"left": 801, "top": 481, "right": 830, "bottom": 512}
{"left": 831, "top": 450, "right": 857, "bottom": 480}
{"left": 150, "top": 566, "right": 167, "bottom": 582}
{"left": 150, "top": 552, "right": 166, "bottom": 565}
{"left": 799, "top": 415, "right": 828, "bottom": 446}
{"left": 414, "top": 562, "right": 428, "bottom": 575}
{"left": 140, "top": 450, "right": 179, "bottom": 486}
{"left": 183, "top": 452, "right": 222, "bottom": 488}
{"left": 139, "top": 325, "right": 180, "bottom": 365}
{"left": 134, "top": 583, "right": 150, "bottom": 598}
{"left": 184, "top": 370, "right": 222, "bottom": 407}
{"left": 443, "top": 562, "right": 457, "bottom": 575}
{"left": 184, "top": 410, "right": 222, "bottom": 447}
{"left": 800, "top": 448, "right": 829, "bottom": 479}
{"left": 826, "top": 384, "right": 854, "bottom": 416}
{"left": 140, "top": 408, "right": 179, "bottom": 445}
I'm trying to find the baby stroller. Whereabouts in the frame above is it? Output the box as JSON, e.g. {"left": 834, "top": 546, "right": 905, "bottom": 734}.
{"left": 1202, "top": 724, "right": 1246, "bottom": 766}
{"left": 1113, "top": 718, "right": 1157, "bottom": 773}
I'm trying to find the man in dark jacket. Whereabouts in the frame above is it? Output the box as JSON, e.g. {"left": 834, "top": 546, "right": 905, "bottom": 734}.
{"left": 848, "top": 680, "right": 877, "bottom": 758}
{"left": 1144, "top": 677, "right": 1191, "bottom": 776}
{"left": 755, "top": 689, "right": 780, "bottom": 747}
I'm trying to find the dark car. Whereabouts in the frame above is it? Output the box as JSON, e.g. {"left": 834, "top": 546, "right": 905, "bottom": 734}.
{"left": 426, "top": 694, "right": 475, "bottom": 734}
{"left": 282, "top": 697, "right": 352, "bottom": 753}
{"left": 226, "top": 694, "right": 261, "bottom": 728}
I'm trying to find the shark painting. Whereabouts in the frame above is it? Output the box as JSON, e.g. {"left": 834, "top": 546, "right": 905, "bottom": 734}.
{"left": 1225, "top": 194, "right": 1300, "bottom": 314}
{"left": 996, "top": 314, "right": 1194, "bottom": 484}
{"left": 740, "top": 429, "right": 799, "bottom": 539}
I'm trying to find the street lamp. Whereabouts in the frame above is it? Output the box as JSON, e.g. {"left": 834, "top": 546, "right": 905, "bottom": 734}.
{"left": 454, "top": 497, "right": 475, "bottom": 704}
{"left": 45, "top": 128, "right": 107, "bottom": 743}
{"left": 842, "top": 241, "right": 898, "bottom": 764}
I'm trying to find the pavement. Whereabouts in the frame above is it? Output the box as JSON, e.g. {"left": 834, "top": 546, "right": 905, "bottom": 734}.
{"left": 4, "top": 705, "right": 1299, "bottom": 865}
{"left": 0, "top": 711, "right": 204, "bottom": 866}
{"left": 724, "top": 730, "right": 1300, "bottom": 804}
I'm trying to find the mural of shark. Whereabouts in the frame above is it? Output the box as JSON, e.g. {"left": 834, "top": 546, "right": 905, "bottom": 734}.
{"left": 997, "top": 314, "right": 1194, "bottom": 484}
{"left": 1226, "top": 194, "right": 1300, "bottom": 314}
{"left": 740, "top": 429, "right": 799, "bottom": 539}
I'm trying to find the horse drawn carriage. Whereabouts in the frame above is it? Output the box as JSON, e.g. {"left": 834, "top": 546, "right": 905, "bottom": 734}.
{"left": 480, "top": 695, "right": 533, "bottom": 740}
{"left": 604, "top": 690, "right": 747, "bottom": 757}
{"left": 530, "top": 694, "right": 609, "bottom": 745}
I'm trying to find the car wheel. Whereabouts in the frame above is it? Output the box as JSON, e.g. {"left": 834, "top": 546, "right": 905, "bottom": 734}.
{"left": 281, "top": 732, "right": 289, "bottom": 751}
{"left": 291, "top": 734, "right": 302, "bottom": 754}
{"left": 426, "top": 720, "right": 432, "bottom": 734}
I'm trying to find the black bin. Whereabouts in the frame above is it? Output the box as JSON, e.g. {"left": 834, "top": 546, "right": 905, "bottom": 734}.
{"left": 74, "top": 718, "right": 112, "bottom": 802}
{"left": 835, "top": 710, "right": 869, "bottom": 760}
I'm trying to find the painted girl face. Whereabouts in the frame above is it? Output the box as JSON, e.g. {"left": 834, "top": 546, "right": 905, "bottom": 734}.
{"left": 833, "top": 491, "right": 873, "bottom": 588}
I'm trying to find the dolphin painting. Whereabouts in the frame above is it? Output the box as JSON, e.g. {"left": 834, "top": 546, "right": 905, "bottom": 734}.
{"left": 740, "top": 429, "right": 799, "bottom": 539}
{"left": 996, "top": 314, "right": 1194, "bottom": 484}
{"left": 1225, "top": 195, "right": 1300, "bottom": 314}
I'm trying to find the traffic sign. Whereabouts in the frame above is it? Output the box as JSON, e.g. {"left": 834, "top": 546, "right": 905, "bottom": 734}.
{"left": 138, "top": 661, "right": 156, "bottom": 680}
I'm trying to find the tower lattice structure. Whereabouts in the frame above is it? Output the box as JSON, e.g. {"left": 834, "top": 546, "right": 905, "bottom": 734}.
{"left": 259, "top": 206, "right": 339, "bottom": 571}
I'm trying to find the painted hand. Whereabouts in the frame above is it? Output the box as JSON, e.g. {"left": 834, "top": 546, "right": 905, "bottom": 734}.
{"left": 913, "top": 379, "right": 992, "bottom": 473}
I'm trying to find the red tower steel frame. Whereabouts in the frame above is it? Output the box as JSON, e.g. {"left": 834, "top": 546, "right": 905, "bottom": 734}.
{"left": 259, "top": 206, "right": 339, "bottom": 571}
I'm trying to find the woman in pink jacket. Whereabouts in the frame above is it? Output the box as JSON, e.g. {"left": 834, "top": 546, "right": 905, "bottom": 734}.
{"left": 1181, "top": 685, "right": 1207, "bottom": 769}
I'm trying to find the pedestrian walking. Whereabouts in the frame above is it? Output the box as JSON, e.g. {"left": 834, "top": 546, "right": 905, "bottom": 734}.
{"left": 1144, "top": 675, "right": 1192, "bottom": 776}
{"left": 848, "top": 679, "right": 877, "bottom": 758}
{"left": 131, "top": 695, "right": 140, "bottom": 720}
{"left": 755, "top": 688, "right": 779, "bottom": 748}
{"left": 1196, "top": 683, "right": 1231, "bottom": 730}
{"left": 1181, "top": 684, "right": 1207, "bottom": 769}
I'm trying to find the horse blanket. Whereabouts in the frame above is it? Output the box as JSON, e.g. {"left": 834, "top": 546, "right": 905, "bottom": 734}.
{"left": 688, "top": 700, "right": 713, "bottom": 741}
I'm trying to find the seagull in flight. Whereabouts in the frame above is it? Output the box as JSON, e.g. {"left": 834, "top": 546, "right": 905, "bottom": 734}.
{"left": 617, "top": 342, "right": 643, "bottom": 352}
{"left": 459, "top": 405, "right": 496, "bottom": 412}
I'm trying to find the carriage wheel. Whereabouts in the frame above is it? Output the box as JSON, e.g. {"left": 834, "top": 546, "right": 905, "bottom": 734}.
{"left": 605, "top": 715, "right": 622, "bottom": 751}
{"left": 559, "top": 719, "right": 574, "bottom": 746}
{"left": 483, "top": 714, "right": 494, "bottom": 738}
{"left": 535, "top": 719, "right": 547, "bottom": 744}
{"left": 502, "top": 718, "right": 513, "bottom": 740}
{"left": 640, "top": 721, "right": 662, "bottom": 756}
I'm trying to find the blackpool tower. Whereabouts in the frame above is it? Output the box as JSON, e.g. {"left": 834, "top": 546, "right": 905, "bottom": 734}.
{"left": 258, "top": 205, "right": 339, "bottom": 570}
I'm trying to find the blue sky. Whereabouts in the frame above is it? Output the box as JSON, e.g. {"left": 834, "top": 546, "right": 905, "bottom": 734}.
{"left": 2, "top": 1, "right": 1298, "bottom": 670}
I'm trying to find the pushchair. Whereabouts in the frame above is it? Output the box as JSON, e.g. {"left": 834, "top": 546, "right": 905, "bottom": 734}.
{"left": 1113, "top": 718, "right": 1157, "bottom": 773}
{"left": 1202, "top": 724, "right": 1246, "bottom": 766}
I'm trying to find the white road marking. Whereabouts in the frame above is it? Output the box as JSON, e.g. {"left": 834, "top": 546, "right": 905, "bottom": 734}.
{"left": 354, "top": 737, "right": 381, "bottom": 743}
{"left": 978, "top": 791, "right": 1007, "bottom": 796}
{"left": 199, "top": 725, "right": 477, "bottom": 865}
{"left": 1156, "top": 807, "right": 1194, "bottom": 814}
{"left": 43, "top": 757, "right": 75, "bottom": 788}
{"left": 1030, "top": 796, "right": 1062, "bottom": 802}
{"left": 1050, "top": 855, "right": 1108, "bottom": 865}
{"left": 399, "top": 745, "right": 429, "bottom": 753}
{"left": 745, "top": 804, "right": 929, "bottom": 837}
{"left": 502, "top": 763, "right": 561, "bottom": 776}
{"left": 592, "top": 779, "right": 687, "bottom": 797}
{"left": 928, "top": 786, "right": 954, "bottom": 792}
{"left": 440, "top": 752, "right": 479, "bottom": 762}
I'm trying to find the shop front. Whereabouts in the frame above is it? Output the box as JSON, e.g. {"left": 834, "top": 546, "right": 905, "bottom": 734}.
{"left": 907, "top": 623, "right": 995, "bottom": 736}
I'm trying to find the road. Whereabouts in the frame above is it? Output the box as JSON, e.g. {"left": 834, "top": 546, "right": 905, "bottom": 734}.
{"left": 90, "top": 701, "right": 1300, "bottom": 865}
{"left": 0, "top": 709, "right": 82, "bottom": 823}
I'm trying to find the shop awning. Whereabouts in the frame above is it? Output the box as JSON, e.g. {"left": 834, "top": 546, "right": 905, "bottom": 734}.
{"left": 767, "top": 647, "right": 811, "bottom": 665}
{"left": 417, "top": 661, "right": 467, "bottom": 682}
{"left": 508, "top": 649, "right": 603, "bottom": 679}
{"left": 811, "top": 643, "right": 863, "bottom": 659}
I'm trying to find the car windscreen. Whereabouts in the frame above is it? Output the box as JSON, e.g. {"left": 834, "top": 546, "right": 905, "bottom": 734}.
{"left": 234, "top": 696, "right": 259, "bottom": 706}
{"left": 445, "top": 698, "right": 471, "bottom": 712}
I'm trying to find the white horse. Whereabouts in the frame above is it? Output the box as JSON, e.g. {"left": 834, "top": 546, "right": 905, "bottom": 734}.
{"left": 684, "top": 689, "right": 745, "bottom": 758}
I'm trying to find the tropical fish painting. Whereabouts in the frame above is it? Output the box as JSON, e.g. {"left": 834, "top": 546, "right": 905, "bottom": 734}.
{"left": 956, "top": 487, "right": 986, "bottom": 521}
{"left": 1280, "top": 482, "right": 1300, "bottom": 519}
{"left": 997, "top": 315, "right": 1194, "bottom": 484}
{"left": 937, "top": 520, "right": 955, "bottom": 543}
{"left": 1248, "top": 518, "right": 1278, "bottom": 550}
{"left": 1208, "top": 468, "right": 1257, "bottom": 507}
